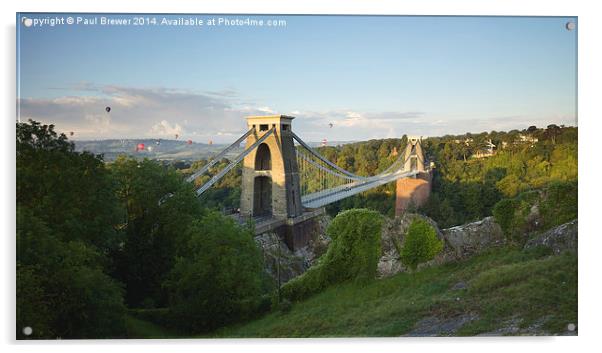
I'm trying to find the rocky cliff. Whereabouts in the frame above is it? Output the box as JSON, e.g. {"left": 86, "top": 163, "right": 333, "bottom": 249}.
{"left": 255, "top": 211, "right": 577, "bottom": 284}
{"left": 254, "top": 214, "right": 331, "bottom": 284}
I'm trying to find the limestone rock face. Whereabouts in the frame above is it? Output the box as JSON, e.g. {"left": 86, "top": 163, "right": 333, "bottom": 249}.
{"left": 524, "top": 219, "right": 577, "bottom": 254}
{"left": 378, "top": 214, "right": 507, "bottom": 278}
{"left": 377, "top": 213, "right": 443, "bottom": 278}
{"left": 254, "top": 214, "right": 332, "bottom": 284}
{"left": 442, "top": 216, "right": 505, "bottom": 258}
{"left": 254, "top": 232, "right": 306, "bottom": 284}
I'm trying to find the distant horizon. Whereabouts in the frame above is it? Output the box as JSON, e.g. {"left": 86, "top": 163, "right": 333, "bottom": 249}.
{"left": 67, "top": 121, "right": 575, "bottom": 145}
{"left": 17, "top": 14, "right": 577, "bottom": 143}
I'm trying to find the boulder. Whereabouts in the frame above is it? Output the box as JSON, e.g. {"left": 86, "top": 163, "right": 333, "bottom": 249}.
{"left": 442, "top": 216, "right": 505, "bottom": 258}
{"left": 524, "top": 219, "right": 577, "bottom": 254}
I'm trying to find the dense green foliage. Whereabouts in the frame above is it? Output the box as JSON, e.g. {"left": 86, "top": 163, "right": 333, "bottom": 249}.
{"left": 202, "top": 246, "right": 576, "bottom": 338}
{"left": 16, "top": 120, "right": 268, "bottom": 338}
{"left": 163, "top": 212, "right": 266, "bottom": 332}
{"left": 17, "top": 121, "right": 126, "bottom": 338}
{"left": 418, "top": 126, "right": 577, "bottom": 227}
{"left": 190, "top": 126, "right": 577, "bottom": 228}
{"left": 492, "top": 181, "right": 577, "bottom": 244}
{"left": 400, "top": 219, "right": 443, "bottom": 270}
{"left": 281, "top": 209, "right": 382, "bottom": 301}
{"left": 109, "top": 156, "right": 202, "bottom": 308}
{"left": 16, "top": 120, "right": 577, "bottom": 338}
{"left": 182, "top": 159, "right": 242, "bottom": 212}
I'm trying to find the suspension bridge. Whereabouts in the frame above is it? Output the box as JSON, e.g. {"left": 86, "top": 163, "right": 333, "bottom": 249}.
{"left": 187, "top": 115, "right": 431, "bottom": 249}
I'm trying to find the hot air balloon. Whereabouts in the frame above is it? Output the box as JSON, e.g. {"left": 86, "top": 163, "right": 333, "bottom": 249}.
{"left": 187, "top": 139, "right": 193, "bottom": 145}
{"left": 208, "top": 140, "right": 213, "bottom": 145}
{"left": 155, "top": 139, "right": 161, "bottom": 145}
{"left": 69, "top": 131, "right": 74, "bottom": 136}
{"left": 105, "top": 106, "right": 111, "bottom": 113}
{"left": 147, "top": 146, "right": 154, "bottom": 152}
{"left": 137, "top": 143, "right": 145, "bottom": 151}
{"left": 329, "top": 123, "right": 333, "bottom": 128}
{"left": 175, "top": 134, "right": 179, "bottom": 140}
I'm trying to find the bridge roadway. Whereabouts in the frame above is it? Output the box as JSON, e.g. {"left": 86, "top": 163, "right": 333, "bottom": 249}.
{"left": 229, "top": 208, "right": 326, "bottom": 235}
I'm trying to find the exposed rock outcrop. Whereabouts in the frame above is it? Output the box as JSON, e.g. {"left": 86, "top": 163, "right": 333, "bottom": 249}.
{"left": 402, "top": 313, "right": 480, "bottom": 337}
{"left": 378, "top": 214, "right": 506, "bottom": 278}
{"left": 257, "top": 210, "right": 577, "bottom": 284}
{"left": 254, "top": 232, "right": 306, "bottom": 284}
{"left": 254, "top": 214, "right": 331, "bottom": 284}
{"left": 378, "top": 213, "right": 442, "bottom": 277}
{"left": 442, "top": 216, "right": 505, "bottom": 258}
{"left": 524, "top": 219, "right": 577, "bottom": 254}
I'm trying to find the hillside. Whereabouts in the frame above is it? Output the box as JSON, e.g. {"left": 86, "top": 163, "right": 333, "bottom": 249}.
{"left": 74, "top": 139, "right": 242, "bottom": 162}
{"left": 124, "top": 243, "right": 576, "bottom": 338}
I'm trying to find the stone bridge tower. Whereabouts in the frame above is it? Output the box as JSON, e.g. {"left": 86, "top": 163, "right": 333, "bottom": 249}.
{"left": 239, "top": 115, "right": 303, "bottom": 220}
{"left": 395, "top": 136, "right": 432, "bottom": 216}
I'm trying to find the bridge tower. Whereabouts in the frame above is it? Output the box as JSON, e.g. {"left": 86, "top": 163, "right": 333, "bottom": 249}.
{"left": 240, "top": 115, "right": 304, "bottom": 220}
{"left": 395, "top": 136, "right": 432, "bottom": 217}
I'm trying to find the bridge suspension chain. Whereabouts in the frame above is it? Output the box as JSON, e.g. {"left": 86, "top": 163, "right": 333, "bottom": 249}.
{"left": 186, "top": 127, "right": 255, "bottom": 183}
{"left": 194, "top": 127, "right": 276, "bottom": 196}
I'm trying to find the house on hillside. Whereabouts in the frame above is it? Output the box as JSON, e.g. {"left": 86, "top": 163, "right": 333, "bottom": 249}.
{"left": 473, "top": 139, "right": 496, "bottom": 159}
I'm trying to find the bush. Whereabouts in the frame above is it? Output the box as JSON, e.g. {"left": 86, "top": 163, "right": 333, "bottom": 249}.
{"left": 163, "top": 212, "right": 265, "bottom": 333}
{"left": 540, "top": 181, "right": 577, "bottom": 228}
{"left": 400, "top": 219, "right": 443, "bottom": 271}
{"left": 281, "top": 209, "right": 382, "bottom": 301}
{"left": 492, "top": 198, "right": 518, "bottom": 237}
{"left": 493, "top": 181, "right": 577, "bottom": 244}
{"left": 17, "top": 207, "right": 127, "bottom": 339}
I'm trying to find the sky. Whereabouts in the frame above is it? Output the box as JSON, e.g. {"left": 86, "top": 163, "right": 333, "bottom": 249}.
{"left": 16, "top": 14, "right": 577, "bottom": 143}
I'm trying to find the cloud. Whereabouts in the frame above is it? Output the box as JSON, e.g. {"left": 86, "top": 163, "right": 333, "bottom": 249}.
{"left": 18, "top": 84, "right": 576, "bottom": 143}
{"left": 150, "top": 120, "right": 184, "bottom": 137}
{"left": 18, "top": 85, "right": 276, "bottom": 142}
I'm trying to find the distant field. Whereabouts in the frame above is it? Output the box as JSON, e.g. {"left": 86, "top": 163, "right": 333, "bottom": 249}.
{"left": 74, "top": 139, "right": 242, "bottom": 162}
{"left": 74, "top": 139, "right": 357, "bottom": 162}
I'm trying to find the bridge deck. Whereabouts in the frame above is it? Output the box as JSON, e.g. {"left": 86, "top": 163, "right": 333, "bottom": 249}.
{"left": 229, "top": 208, "right": 325, "bottom": 235}
{"left": 301, "top": 170, "right": 419, "bottom": 208}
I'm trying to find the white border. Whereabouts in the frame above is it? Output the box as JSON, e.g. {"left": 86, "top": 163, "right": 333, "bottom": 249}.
{"left": 3, "top": 1, "right": 601, "bottom": 353}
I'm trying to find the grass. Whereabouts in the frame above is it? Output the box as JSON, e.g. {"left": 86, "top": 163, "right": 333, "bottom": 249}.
{"left": 210, "top": 246, "right": 577, "bottom": 337}
{"left": 125, "top": 245, "right": 577, "bottom": 338}
{"left": 124, "top": 314, "right": 181, "bottom": 339}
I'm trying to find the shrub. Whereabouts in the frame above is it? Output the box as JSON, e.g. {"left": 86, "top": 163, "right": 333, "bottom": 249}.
{"left": 493, "top": 181, "right": 577, "bottom": 244}
{"left": 17, "top": 207, "right": 127, "bottom": 339}
{"left": 492, "top": 198, "right": 518, "bottom": 237}
{"left": 281, "top": 209, "right": 383, "bottom": 301}
{"left": 163, "top": 212, "right": 265, "bottom": 333}
{"left": 400, "top": 218, "right": 443, "bottom": 271}
{"left": 540, "top": 181, "right": 577, "bottom": 228}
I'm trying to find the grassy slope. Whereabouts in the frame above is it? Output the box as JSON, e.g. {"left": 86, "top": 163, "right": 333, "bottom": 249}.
{"left": 210, "top": 246, "right": 577, "bottom": 337}
{"left": 125, "top": 246, "right": 577, "bottom": 338}
{"left": 124, "top": 315, "right": 181, "bottom": 339}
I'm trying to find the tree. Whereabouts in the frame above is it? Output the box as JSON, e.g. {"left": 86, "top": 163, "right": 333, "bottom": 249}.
{"left": 109, "top": 156, "right": 202, "bottom": 308}
{"left": 17, "top": 120, "right": 122, "bottom": 254}
{"left": 16, "top": 120, "right": 127, "bottom": 339}
{"left": 163, "top": 212, "right": 265, "bottom": 332}
{"left": 400, "top": 219, "right": 443, "bottom": 271}
{"left": 492, "top": 198, "right": 518, "bottom": 239}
